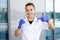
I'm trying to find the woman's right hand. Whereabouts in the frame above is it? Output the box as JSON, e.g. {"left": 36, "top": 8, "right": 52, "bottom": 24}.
{"left": 15, "top": 29, "right": 21, "bottom": 37}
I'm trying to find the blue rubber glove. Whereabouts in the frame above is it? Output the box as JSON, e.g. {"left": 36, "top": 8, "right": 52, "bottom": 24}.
{"left": 18, "top": 19, "right": 25, "bottom": 29}
{"left": 37, "top": 13, "right": 49, "bottom": 23}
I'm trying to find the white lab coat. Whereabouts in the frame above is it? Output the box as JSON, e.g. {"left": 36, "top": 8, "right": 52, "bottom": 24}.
{"left": 20, "top": 17, "right": 49, "bottom": 40}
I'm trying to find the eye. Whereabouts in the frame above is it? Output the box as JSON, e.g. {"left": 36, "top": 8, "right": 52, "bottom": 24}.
{"left": 30, "top": 9, "right": 32, "bottom": 11}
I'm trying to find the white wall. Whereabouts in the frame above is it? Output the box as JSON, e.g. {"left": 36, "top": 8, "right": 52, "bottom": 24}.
{"left": 9, "top": 0, "right": 46, "bottom": 40}
{"left": 10, "top": 0, "right": 45, "bottom": 12}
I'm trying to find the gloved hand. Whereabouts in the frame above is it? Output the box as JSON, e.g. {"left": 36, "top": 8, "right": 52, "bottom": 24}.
{"left": 37, "top": 13, "right": 49, "bottom": 23}
{"left": 18, "top": 19, "right": 25, "bottom": 29}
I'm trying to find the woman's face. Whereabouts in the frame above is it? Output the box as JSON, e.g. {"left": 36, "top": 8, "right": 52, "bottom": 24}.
{"left": 25, "top": 5, "right": 35, "bottom": 18}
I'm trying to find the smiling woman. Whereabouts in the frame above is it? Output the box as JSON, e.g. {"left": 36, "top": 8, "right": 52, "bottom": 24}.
{"left": 0, "top": 0, "right": 8, "bottom": 40}
{"left": 9, "top": 0, "right": 46, "bottom": 40}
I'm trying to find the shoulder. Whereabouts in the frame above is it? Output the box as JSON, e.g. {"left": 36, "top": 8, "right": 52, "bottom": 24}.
{"left": 36, "top": 17, "right": 42, "bottom": 22}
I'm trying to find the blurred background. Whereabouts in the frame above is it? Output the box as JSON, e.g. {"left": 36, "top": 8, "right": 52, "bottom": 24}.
{"left": 46, "top": 0, "right": 60, "bottom": 40}
{"left": 0, "top": 0, "right": 60, "bottom": 40}
{"left": 0, "top": 0, "right": 8, "bottom": 40}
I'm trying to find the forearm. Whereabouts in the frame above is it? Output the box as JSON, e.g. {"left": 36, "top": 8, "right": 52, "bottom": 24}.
{"left": 15, "top": 19, "right": 25, "bottom": 37}
{"left": 48, "top": 21, "right": 55, "bottom": 30}
{"left": 15, "top": 29, "right": 21, "bottom": 37}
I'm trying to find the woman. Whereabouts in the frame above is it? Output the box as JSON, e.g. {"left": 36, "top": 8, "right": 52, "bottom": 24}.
{"left": 15, "top": 3, "right": 54, "bottom": 40}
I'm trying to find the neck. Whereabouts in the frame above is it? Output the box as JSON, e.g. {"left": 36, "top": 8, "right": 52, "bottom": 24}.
{"left": 27, "top": 17, "right": 34, "bottom": 21}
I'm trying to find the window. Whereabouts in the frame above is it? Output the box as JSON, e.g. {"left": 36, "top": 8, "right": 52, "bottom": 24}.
{"left": 0, "top": 0, "right": 8, "bottom": 40}
{"left": 46, "top": 0, "right": 60, "bottom": 40}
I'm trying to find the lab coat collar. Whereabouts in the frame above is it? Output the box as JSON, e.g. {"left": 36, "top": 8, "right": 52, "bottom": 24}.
{"left": 25, "top": 17, "right": 38, "bottom": 24}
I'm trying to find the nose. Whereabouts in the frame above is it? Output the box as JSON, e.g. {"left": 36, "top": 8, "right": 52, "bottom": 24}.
{"left": 28, "top": 11, "right": 31, "bottom": 15}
